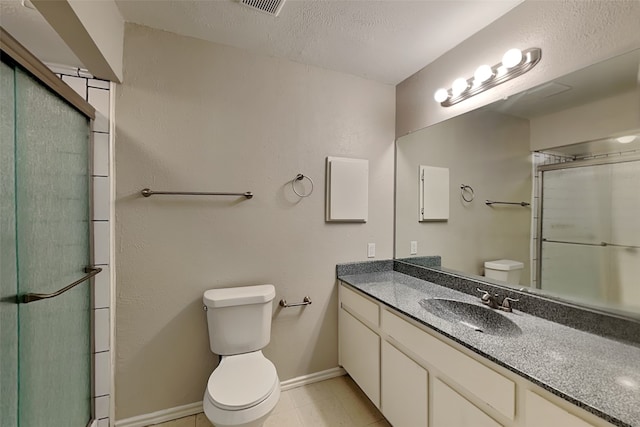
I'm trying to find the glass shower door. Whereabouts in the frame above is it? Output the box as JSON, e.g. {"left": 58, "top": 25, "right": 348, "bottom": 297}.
{"left": 1, "top": 61, "right": 93, "bottom": 426}
{"left": 1, "top": 58, "right": 19, "bottom": 427}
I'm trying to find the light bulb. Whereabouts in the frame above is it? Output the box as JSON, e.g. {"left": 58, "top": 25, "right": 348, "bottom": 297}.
{"left": 473, "top": 65, "right": 493, "bottom": 84}
{"left": 617, "top": 135, "right": 637, "bottom": 144}
{"left": 434, "top": 88, "right": 449, "bottom": 103}
{"left": 451, "top": 78, "right": 468, "bottom": 96}
{"left": 502, "top": 48, "right": 523, "bottom": 69}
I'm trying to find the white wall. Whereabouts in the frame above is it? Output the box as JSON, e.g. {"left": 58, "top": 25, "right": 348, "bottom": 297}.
{"left": 395, "top": 109, "right": 531, "bottom": 280}
{"left": 396, "top": 0, "right": 640, "bottom": 137}
{"left": 114, "top": 24, "right": 395, "bottom": 420}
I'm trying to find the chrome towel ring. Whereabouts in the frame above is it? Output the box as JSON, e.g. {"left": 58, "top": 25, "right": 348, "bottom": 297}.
{"left": 460, "top": 184, "right": 474, "bottom": 202}
{"left": 292, "top": 174, "right": 314, "bottom": 197}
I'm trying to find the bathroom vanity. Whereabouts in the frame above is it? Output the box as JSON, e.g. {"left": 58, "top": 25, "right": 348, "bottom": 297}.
{"left": 336, "top": 261, "right": 640, "bottom": 427}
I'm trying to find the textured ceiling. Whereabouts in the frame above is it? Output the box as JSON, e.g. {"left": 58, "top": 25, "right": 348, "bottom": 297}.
{"left": 0, "top": 0, "right": 523, "bottom": 84}
{"left": 115, "top": 0, "right": 523, "bottom": 85}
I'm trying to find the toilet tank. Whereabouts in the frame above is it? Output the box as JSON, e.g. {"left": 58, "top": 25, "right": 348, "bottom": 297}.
{"left": 203, "top": 284, "right": 276, "bottom": 355}
{"left": 484, "top": 259, "right": 524, "bottom": 285}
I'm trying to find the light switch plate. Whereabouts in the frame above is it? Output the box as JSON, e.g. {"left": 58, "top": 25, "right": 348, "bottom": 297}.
{"left": 367, "top": 243, "right": 375, "bottom": 258}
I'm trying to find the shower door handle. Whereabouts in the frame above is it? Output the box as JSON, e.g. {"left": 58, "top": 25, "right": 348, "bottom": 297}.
{"left": 21, "top": 266, "right": 102, "bottom": 304}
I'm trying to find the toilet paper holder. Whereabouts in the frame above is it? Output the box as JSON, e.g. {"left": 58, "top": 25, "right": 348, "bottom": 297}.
{"left": 279, "top": 296, "right": 312, "bottom": 308}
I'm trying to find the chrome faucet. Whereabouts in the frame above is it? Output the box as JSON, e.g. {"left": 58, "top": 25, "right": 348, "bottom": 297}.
{"left": 499, "top": 297, "right": 519, "bottom": 313}
{"left": 477, "top": 288, "right": 519, "bottom": 312}
{"left": 477, "top": 288, "right": 500, "bottom": 309}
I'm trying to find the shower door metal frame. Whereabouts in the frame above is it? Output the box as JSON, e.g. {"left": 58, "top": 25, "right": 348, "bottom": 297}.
{"left": 535, "top": 153, "right": 640, "bottom": 290}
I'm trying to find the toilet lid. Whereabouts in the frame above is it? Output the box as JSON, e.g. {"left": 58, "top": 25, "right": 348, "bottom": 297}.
{"left": 207, "top": 352, "right": 278, "bottom": 411}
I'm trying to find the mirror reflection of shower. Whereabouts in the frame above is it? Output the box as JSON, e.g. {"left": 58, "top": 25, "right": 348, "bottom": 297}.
{"left": 536, "top": 133, "right": 640, "bottom": 312}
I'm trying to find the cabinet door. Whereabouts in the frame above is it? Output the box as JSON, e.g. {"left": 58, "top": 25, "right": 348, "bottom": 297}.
{"left": 339, "top": 308, "right": 380, "bottom": 407}
{"left": 381, "top": 341, "right": 428, "bottom": 427}
{"left": 432, "top": 378, "right": 503, "bottom": 427}
{"left": 525, "top": 391, "right": 595, "bottom": 427}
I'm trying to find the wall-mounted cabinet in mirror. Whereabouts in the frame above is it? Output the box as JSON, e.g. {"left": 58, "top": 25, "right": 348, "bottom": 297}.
{"left": 395, "top": 49, "right": 640, "bottom": 317}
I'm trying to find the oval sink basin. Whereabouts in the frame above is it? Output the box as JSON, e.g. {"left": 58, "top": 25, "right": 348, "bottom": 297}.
{"left": 419, "top": 298, "right": 522, "bottom": 337}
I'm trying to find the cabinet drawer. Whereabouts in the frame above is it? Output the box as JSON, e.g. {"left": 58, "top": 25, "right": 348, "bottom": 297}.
{"left": 382, "top": 309, "right": 515, "bottom": 420}
{"left": 340, "top": 283, "right": 379, "bottom": 326}
{"left": 525, "top": 391, "right": 595, "bottom": 427}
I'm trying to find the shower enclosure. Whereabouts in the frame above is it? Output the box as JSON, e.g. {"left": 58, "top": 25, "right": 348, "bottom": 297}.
{"left": 1, "top": 33, "right": 97, "bottom": 426}
{"left": 538, "top": 157, "right": 640, "bottom": 312}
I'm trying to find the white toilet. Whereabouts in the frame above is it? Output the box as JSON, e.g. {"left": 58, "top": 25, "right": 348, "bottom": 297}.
{"left": 202, "top": 284, "right": 280, "bottom": 427}
{"left": 484, "top": 259, "right": 524, "bottom": 285}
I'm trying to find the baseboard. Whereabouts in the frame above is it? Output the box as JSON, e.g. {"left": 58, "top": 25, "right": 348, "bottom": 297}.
{"left": 280, "top": 366, "right": 346, "bottom": 391}
{"left": 114, "top": 402, "right": 203, "bottom": 427}
{"left": 115, "top": 367, "right": 346, "bottom": 427}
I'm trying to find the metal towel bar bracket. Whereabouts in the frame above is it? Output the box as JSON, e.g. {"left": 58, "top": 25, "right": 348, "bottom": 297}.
{"left": 21, "top": 266, "right": 102, "bottom": 304}
{"left": 141, "top": 188, "right": 253, "bottom": 199}
{"left": 279, "top": 296, "right": 312, "bottom": 308}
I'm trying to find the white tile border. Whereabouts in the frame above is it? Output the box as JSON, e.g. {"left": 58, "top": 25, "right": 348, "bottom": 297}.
{"left": 114, "top": 367, "right": 347, "bottom": 427}
{"left": 56, "top": 69, "right": 114, "bottom": 426}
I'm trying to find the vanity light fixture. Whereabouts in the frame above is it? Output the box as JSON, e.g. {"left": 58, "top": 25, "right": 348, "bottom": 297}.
{"left": 616, "top": 135, "right": 637, "bottom": 144}
{"left": 434, "top": 47, "right": 542, "bottom": 107}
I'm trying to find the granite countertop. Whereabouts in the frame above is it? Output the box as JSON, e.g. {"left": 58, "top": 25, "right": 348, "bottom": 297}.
{"left": 338, "top": 270, "right": 640, "bottom": 427}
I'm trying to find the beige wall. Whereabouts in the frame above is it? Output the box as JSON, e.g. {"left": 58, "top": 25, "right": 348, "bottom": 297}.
{"left": 396, "top": 0, "right": 640, "bottom": 137}
{"left": 114, "top": 24, "right": 395, "bottom": 420}
{"left": 530, "top": 89, "right": 640, "bottom": 151}
{"left": 395, "top": 109, "right": 531, "bottom": 280}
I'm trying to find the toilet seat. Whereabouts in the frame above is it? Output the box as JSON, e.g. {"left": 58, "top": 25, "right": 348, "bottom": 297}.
{"left": 207, "top": 351, "right": 278, "bottom": 411}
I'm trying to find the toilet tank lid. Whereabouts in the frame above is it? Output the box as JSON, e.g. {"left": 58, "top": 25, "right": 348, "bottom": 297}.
{"left": 204, "top": 284, "right": 275, "bottom": 308}
{"left": 484, "top": 260, "right": 524, "bottom": 271}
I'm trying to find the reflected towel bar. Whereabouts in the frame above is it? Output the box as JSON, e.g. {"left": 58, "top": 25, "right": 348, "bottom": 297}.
{"left": 279, "top": 296, "right": 312, "bottom": 308}
{"left": 21, "top": 266, "right": 102, "bottom": 304}
{"left": 542, "top": 238, "right": 640, "bottom": 250}
{"left": 485, "top": 200, "right": 530, "bottom": 207}
{"left": 141, "top": 188, "right": 253, "bottom": 199}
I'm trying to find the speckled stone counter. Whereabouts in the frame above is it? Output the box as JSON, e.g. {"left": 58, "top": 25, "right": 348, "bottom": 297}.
{"left": 337, "top": 265, "right": 640, "bottom": 427}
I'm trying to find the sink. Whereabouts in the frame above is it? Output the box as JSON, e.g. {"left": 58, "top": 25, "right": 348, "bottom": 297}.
{"left": 419, "top": 298, "right": 522, "bottom": 336}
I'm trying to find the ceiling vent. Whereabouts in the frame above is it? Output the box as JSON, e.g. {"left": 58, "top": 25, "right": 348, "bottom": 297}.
{"left": 238, "top": 0, "right": 286, "bottom": 17}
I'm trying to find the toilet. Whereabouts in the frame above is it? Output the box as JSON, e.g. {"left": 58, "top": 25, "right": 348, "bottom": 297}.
{"left": 484, "top": 259, "right": 524, "bottom": 285}
{"left": 202, "top": 284, "right": 280, "bottom": 427}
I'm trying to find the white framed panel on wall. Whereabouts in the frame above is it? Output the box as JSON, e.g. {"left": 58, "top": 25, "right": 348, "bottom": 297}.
{"left": 419, "top": 165, "right": 449, "bottom": 221}
{"left": 326, "top": 156, "right": 369, "bottom": 222}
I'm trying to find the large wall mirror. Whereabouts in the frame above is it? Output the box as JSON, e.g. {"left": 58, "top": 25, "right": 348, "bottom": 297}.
{"left": 395, "top": 49, "right": 640, "bottom": 318}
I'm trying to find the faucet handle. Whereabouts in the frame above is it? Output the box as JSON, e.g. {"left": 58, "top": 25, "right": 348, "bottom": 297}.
{"left": 476, "top": 288, "right": 491, "bottom": 302}
{"left": 500, "top": 297, "right": 519, "bottom": 312}
{"left": 477, "top": 288, "right": 499, "bottom": 307}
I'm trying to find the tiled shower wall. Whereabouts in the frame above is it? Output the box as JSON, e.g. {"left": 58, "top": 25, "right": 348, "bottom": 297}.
{"left": 56, "top": 69, "right": 113, "bottom": 427}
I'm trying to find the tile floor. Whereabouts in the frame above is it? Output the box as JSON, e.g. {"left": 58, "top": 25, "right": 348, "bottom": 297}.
{"left": 151, "top": 375, "right": 390, "bottom": 427}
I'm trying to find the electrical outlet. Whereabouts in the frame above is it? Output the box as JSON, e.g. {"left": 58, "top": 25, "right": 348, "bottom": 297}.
{"left": 367, "top": 243, "right": 375, "bottom": 258}
{"left": 410, "top": 241, "right": 418, "bottom": 255}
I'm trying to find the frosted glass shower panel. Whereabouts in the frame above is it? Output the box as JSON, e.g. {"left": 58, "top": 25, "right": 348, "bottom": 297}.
{"left": 326, "top": 157, "right": 369, "bottom": 222}
{"left": 15, "top": 67, "right": 91, "bottom": 427}
{"left": 0, "top": 59, "right": 18, "bottom": 427}
{"left": 540, "top": 159, "right": 640, "bottom": 310}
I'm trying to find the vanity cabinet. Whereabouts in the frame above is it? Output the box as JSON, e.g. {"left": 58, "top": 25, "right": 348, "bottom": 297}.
{"left": 338, "top": 282, "right": 610, "bottom": 427}
{"left": 524, "top": 390, "right": 595, "bottom": 427}
{"left": 381, "top": 341, "right": 428, "bottom": 426}
{"left": 338, "top": 286, "right": 380, "bottom": 407}
{"left": 432, "top": 378, "right": 502, "bottom": 427}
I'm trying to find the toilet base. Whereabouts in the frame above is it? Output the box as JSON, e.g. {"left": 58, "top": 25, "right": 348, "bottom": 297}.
{"left": 203, "top": 383, "right": 280, "bottom": 427}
